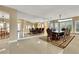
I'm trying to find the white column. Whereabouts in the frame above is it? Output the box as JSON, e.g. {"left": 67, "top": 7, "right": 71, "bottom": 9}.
{"left": 20, "top": 20, "right": 24, "bottom": 38}
{"left": 44, "top": 22, "right": 48, "bottom": 36}
{"left": 9, "top": 12, "right": 17, "bottom": 42}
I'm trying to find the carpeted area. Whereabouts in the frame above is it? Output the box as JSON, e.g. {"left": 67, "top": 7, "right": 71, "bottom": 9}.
{"left": 39, "top": 36, "right": 75, "bottom": 49}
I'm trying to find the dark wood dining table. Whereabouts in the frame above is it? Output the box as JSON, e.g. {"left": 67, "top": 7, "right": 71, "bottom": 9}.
{"left": 52, "top": 30, "right": 64, "bottom": 40}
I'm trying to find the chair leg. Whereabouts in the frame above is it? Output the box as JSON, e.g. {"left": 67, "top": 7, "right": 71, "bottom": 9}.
{"left": 47, "top": 37, "right": 52, "bottom": 42}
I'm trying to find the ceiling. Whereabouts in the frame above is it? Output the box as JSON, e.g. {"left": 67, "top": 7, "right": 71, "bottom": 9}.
{"left": 5, "top": 5, "right": 79, "bottom": 21}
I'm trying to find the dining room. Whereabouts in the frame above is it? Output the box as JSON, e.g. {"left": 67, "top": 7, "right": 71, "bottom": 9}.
{"left": 0, "top": 5, "right": 79, "bottom": 54}
{"left": 39, "top": 18, "right": 75, "bottom": 49}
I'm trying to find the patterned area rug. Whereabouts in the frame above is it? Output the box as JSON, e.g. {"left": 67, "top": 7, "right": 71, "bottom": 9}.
{"left": 39, "top": 36, "right": 75, "bottom": 49}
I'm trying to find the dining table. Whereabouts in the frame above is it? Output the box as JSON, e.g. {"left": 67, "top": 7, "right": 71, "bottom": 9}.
{"left": 52, "top": 30, "right": 64, "bottom": 40}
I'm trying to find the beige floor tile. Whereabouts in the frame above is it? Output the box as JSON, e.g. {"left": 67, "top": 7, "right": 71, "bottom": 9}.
{"left": 63, "top": 36, "right": 79, "bottom": 54}
{"left": 0, "top": 35, "right": 79, "bottom": 54}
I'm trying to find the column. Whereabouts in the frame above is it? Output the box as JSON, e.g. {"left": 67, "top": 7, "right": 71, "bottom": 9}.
{"left": 23, "top": 21, "right": 29, "bottom": 35}
{"left": 9, "top": 11, "right": 17, "bottom": 41}
{"left": 3, "top": 21, "right": 7, "bottom": 38}
{"left": 20, "top": 20, "right": 24, "bottom": 38}
{"left": 44, "top": 22, "right": 48, "bottom": 36}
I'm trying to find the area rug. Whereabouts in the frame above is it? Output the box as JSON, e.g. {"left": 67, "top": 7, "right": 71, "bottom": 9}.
{"left": 39, "top": 36, "right": 75, "bottom": 49}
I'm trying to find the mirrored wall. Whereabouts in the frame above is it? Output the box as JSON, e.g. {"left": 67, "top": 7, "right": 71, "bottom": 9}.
{"left": 17, "top": 19, "right": 45, "bottom": 39}
{"left": 0, "top": 11, "right": 10, "bottom": 39}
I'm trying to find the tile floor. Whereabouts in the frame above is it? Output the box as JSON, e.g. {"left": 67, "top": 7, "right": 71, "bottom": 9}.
{"left": 63, "top": 35, "right": 79, "bottom": 54}
{"left": 0, "top": 34, "right": 79, "bottom": 54}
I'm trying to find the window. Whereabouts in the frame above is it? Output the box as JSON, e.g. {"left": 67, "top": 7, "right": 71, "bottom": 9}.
{"left": 60, "top": 19, "right": 73, "bottom": 32}
{"left": 54, "top": 23, "right": 59, "bottom": 30}
{"left": 75, "top": 21, "right": 79, "bottom": 33}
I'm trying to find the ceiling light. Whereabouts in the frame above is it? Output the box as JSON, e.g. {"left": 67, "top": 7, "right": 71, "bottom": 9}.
{"left": 58, "top": 18, "right": 72, "bottom": 22}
